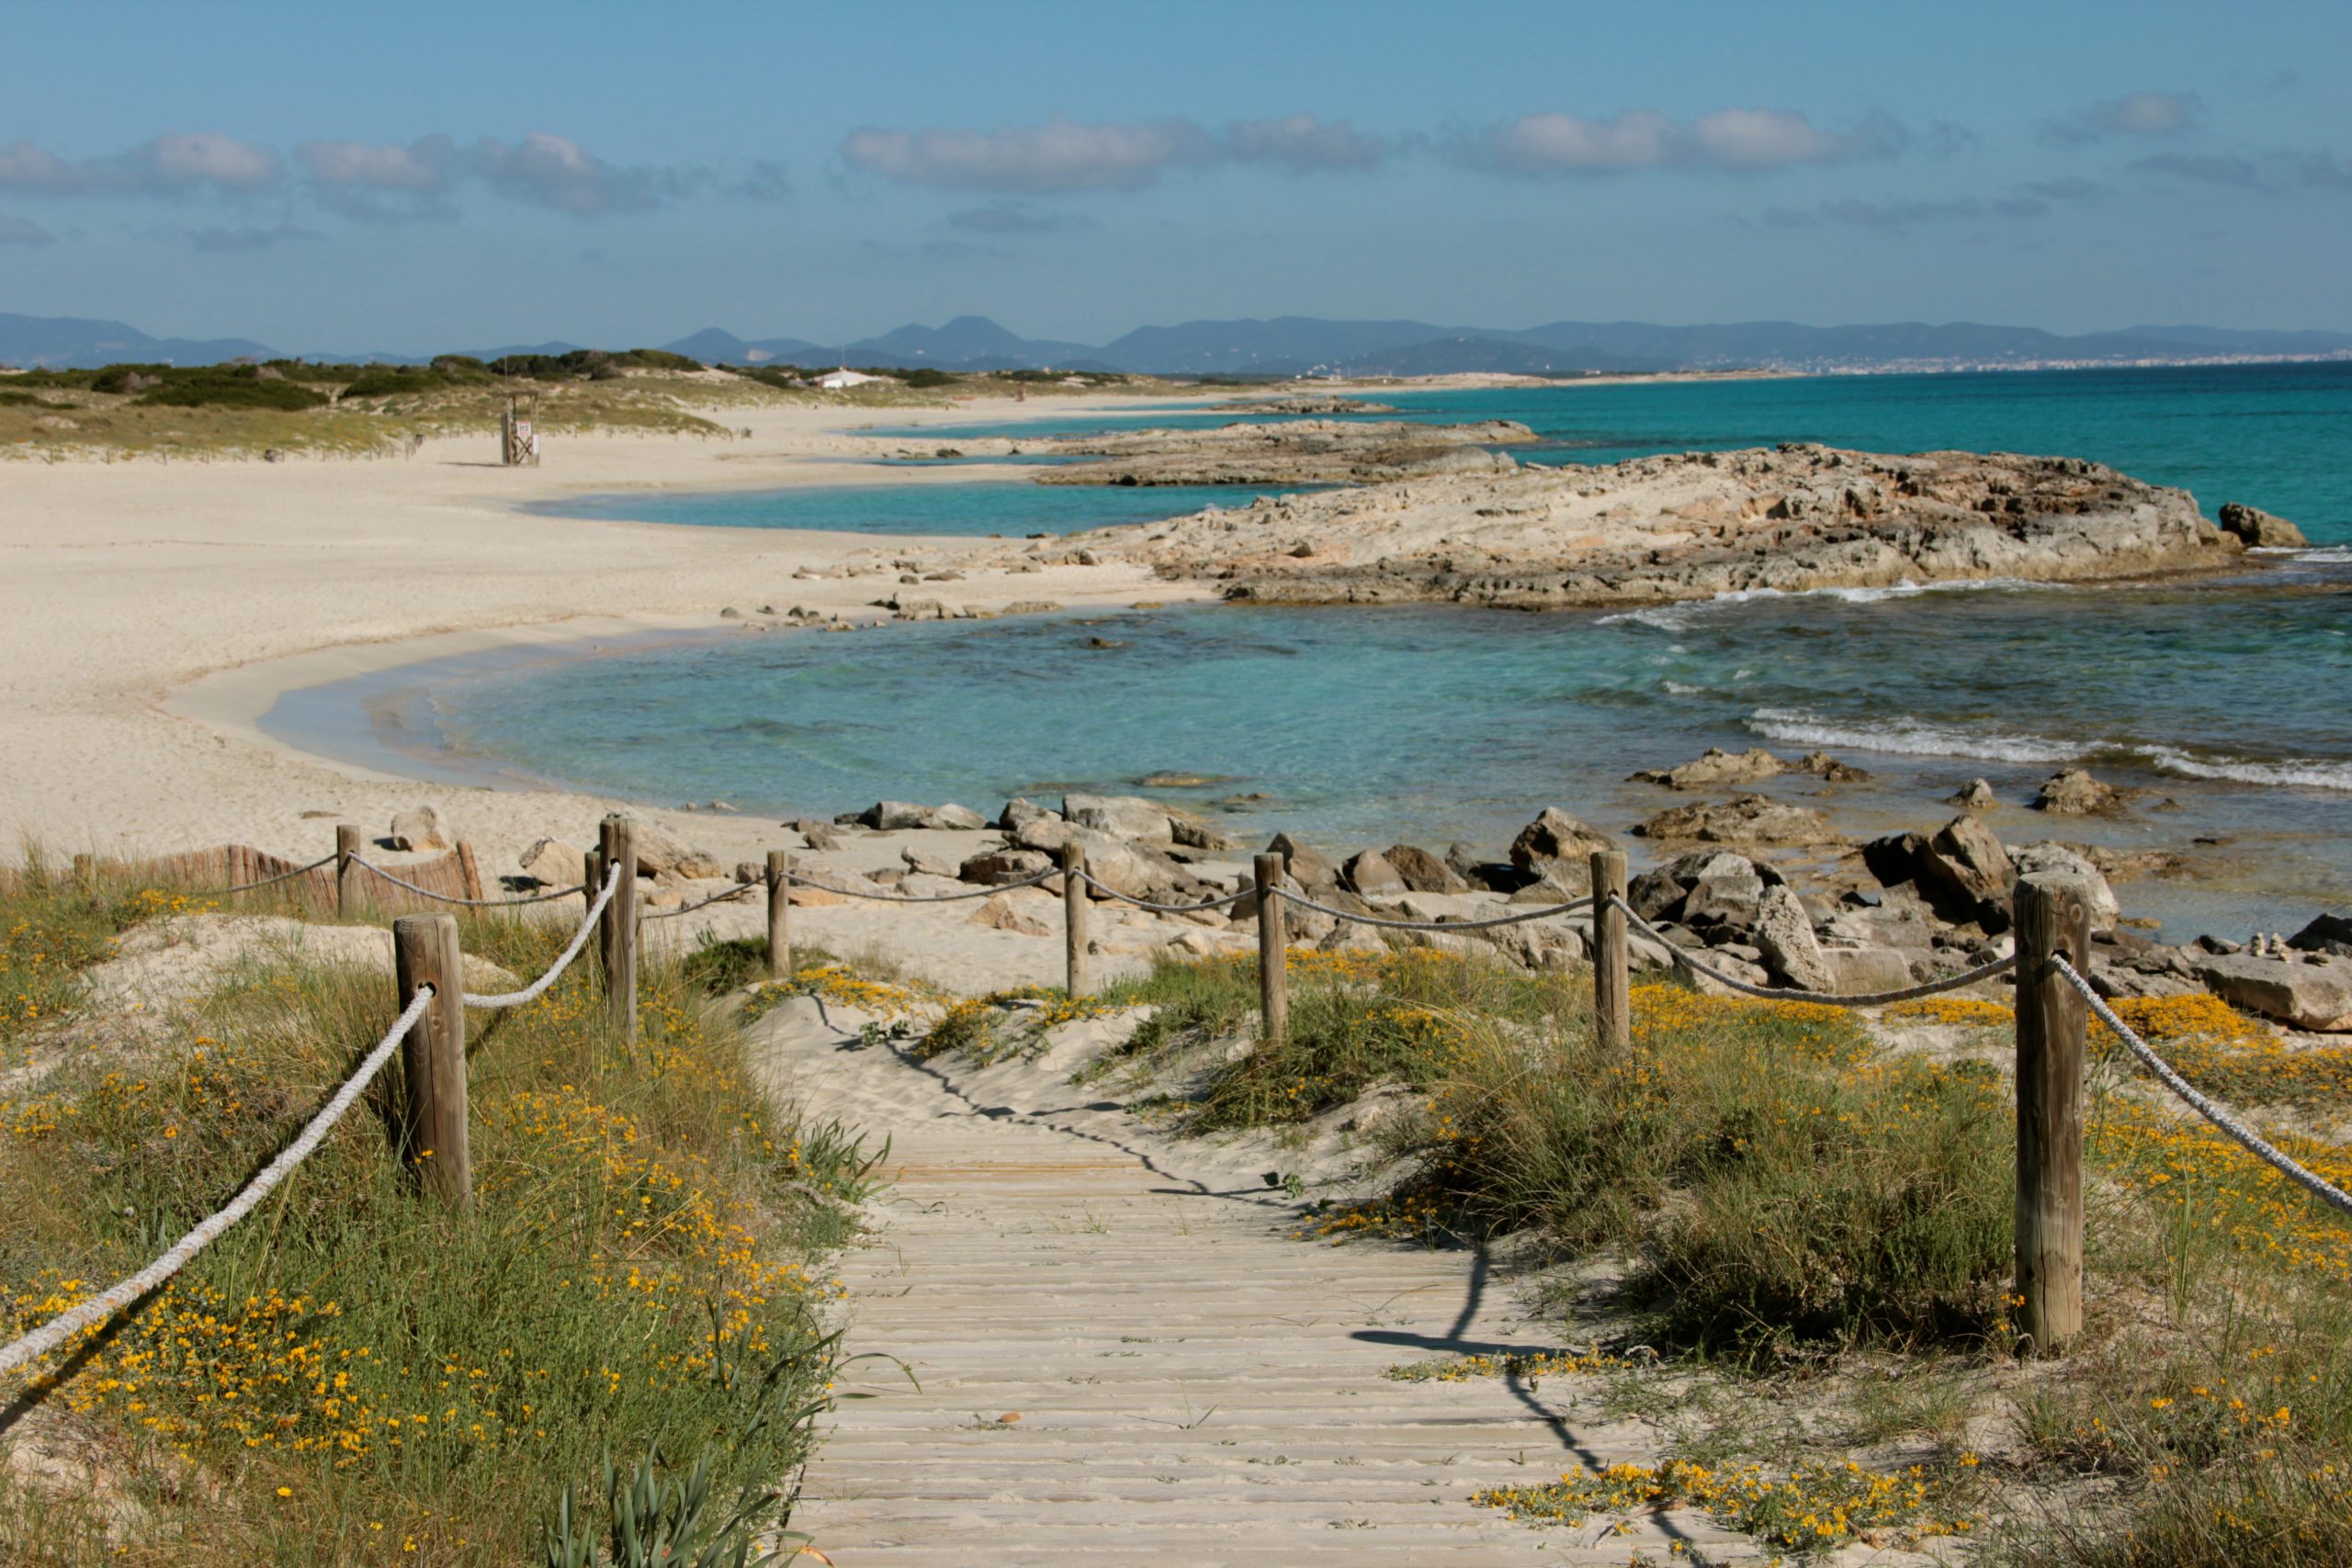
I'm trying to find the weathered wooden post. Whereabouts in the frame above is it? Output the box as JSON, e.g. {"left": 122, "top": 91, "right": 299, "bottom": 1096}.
{"left": 1591, "top": 850, "right": 1630, "bottom": 1050}
{"left": 1061, "top": 843, "right": 1090, "bottom": 998}
{"left": 596, "top": 814, "right": 639, "bottom": 1041}
{"left": 2014, "top": 874, "right": 2089, "bottom": 1354}
{"left": 1253, "top": 851, "right": 1289, "bottom": 1047}
{"left": 72, "top": 853, "right": 95, "bottom": 888}
{"left": 765, "top": 849, "right": 792, "bottom": 979}
{"left": 392, "top": 913, "right": 469, "bottom": 1210}
{"left": 335, "top": 823, "right": 363, "bottom": 917}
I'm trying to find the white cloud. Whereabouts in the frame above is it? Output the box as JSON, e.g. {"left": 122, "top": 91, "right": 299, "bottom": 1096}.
{"left": 2039, "top": 91, "right": 2200, "bottom": 147}
{"left": 0, "top": 131, "right": 282, "bottom": 196}
{"left": 296, "top": 135, "right": 458, "bottom": 218}
{"left": 0, "top": 211, "right": 56, "bottom": 246}
{"left": 470, "top": 132, "right": 664, "bottom": 214}
{"left": 1223, "top": 114, "right": 1390, "bottom": 172}
{"left": 1461, "top": 107, "right": 1899, "bottom": 175}
{"left": 841, "top": 117, "right": 1217, "bottom": 192}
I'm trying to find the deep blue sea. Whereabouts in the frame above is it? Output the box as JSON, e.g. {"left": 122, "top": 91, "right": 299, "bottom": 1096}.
{"left": 275, "top": 364, "right": 2352, "bottom": 941}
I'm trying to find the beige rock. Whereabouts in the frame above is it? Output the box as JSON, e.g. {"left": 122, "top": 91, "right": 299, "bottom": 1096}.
{"left": 518, "top": 837, "right": 583, "bottom": 886}
{"left": 1629, "top": 748, "right": 1783, "bottom": 789}
{"left": 2033, "top": 769, "right": 2123, "bottom": 815}
{"left": 1634, "top": 795, "right": 1841, "bottom": 848}
{"left": 1754, "top": 885, "right": 1837, "bottom": 991}
{"left": 2192, "top": 953, "right": 2352, "bottom": 1032}
{"left": 969, "top": 893, "right": 1052, "bottom": 938}
{"left": 1509, "top": 807, "right": 1615, "bottom": 881}
{"left": 388, "top": 806, "right": 447, "bottom": 852}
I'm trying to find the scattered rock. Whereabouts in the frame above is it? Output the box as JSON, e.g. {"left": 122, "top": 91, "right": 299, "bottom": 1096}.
{"left": 631, "top": 822, "right": 726, "bottom": 881}
{"left": 518, "top": 837, "right": 583, "bottom": 887}
{"left": 1509, "top": 807, "right": 1617, "bottom": 885}
{"left": 1796, "top": 751, "right": 1871, "bottom": 783}
{"left": 1634, "top": 795, "right": 1841, "bottom": 847}
{"left": 1949, "top": 778, "right": 1998, "bottom": 809}
{"left": 1920, "top": 815, "right": 2015, "bottom": 912}
{"left": 927, "top": 803, "right": 988, "bottom": 831}
{"left": 901, "top": 846, "right": 962, "bottom": 880}
{"left": 1266, "top": 832, "right": 1341, "bottom": 890}
{"left": 388, "top": 807, "right": 447, "bottom": 852}
{"left": 1754, "top": 884, "right": 1837, "bottom": 991}
{"left": 2218, "top": 502, "right": 2309, "bottom": 549}
{"left": 1001, "top": 600, "right": 1063, "bottom": 615}
{"left": 786, "top": 884, "right": 847, "bottom": 908}
{"left": 1629, "top": 748, "right": 1784, "bottom": 789}
{"left": 1064, "top": 793, "right": 1173, "bottom": 842}
{"left": 2192, "top": 953, "right": 2352, "bottom": 1032}
{"left": 959, "top": 849, "right": 1057, "bottom": 886}
{"left": 1381, "top": 843, "right": 1468, "bottom": 895}
{"left": 968, "top": 892, "right": 1052, "bottom": 938}
{"left": 1342, "top": 849, "right": 1407, "bottom": 897}
{"left": 2033, "top": 769, "right": 2124, "bottom": 815}
{"left": 999, "top": 797, "right": 1060, "bottom": 834}
{"left": 1136, "top": 771, "right": 1230, "bottom": 789}
{"left": 2290, "top": 914, "right": 2352, "bottom": 960}
{"left": 1818, "top": 946, "right": 1913, "bottom": 994}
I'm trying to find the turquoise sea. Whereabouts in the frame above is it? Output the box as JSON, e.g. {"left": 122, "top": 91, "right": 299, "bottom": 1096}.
{"left": 272, "top": 364, "right": 2352, "bottom": 942}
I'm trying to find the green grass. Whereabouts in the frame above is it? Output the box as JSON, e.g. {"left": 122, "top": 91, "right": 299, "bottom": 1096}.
{"left": 0, "top": 861, "right": 877, "bottom": 1565}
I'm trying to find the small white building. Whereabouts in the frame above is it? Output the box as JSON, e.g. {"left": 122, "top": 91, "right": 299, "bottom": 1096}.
{"left": 815, "top": 367, "right": 885, "bottom": 389}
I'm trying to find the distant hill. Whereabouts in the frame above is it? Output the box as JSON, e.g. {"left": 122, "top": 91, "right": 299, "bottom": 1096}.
{"left": 5, "top": 310, "right": 2346, "bottom": 378}
{"left": 0, "top": 311, "right": 275, "bottom": 369}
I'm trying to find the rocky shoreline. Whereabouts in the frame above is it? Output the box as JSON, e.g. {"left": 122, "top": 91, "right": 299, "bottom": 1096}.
{"left": 978, "top": 438, "right": 2285, "bottom": 608}
{"left": 482, "top": 748, "right": 2350, "bottom": 1037}
{"left": 897, "top": 417, "right": 1536, "bottom": 486}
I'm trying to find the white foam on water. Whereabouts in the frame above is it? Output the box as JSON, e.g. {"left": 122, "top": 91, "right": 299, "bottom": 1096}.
{"left": 2294, "top": 546, "right": 2352, "bottom": 564}
{"left": 1747, "top": 708, "right": 2352, "bottom": 793}
{"left": 1600, "top": 576, "right": 2052, "bottom": 632}
{"left": 1662, "top": 681, "right": 1702, "bottom": 695}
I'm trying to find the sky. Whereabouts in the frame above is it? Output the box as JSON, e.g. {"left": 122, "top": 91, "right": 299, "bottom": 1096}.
{"left": 1, "top": 0, "right": 2346, "bottom": 354}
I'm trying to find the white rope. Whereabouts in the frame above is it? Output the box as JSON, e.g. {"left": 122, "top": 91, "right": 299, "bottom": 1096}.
{"left": 2052, "top": 957, "right": 2352, "bottom": 1217}
{"left": 350, "top": 857, "right": 588, "bottom": 908}
{"left": 1276, "top": 886, "right": 1599, "bottom": 932}
{"left": 1075, "top": 871, "right": 1256, "bottom": 914}
{"left": 461, "top": 863, "right": 621, "bottom": 1009}
{"left": 0, "top": 987, "right": 436, "bottom": 1386}
{"left": 786, "top": 867, "right": 1059, "bottom": 903}
{"left": 1611, "top": 896, "right": 2018, "bottom": 1004}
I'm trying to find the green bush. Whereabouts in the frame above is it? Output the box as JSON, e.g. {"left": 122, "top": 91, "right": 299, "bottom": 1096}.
{"left": 135, "top": 376, "right": 329, "bottom": 411}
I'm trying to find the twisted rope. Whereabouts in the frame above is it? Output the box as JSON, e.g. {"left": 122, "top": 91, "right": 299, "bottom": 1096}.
{"left": 0, "top": 986, "right": 436, "bottom": 1385}
{"left": 1610, "top": 896, "right": 2018, "bottom": 1004}
{"left": 349, "top": 857, "right": 588, "bottom": 908}
{"left": 2052, "top": 957, "right": 2352, "bottom": 1217}
{"left": 642, "top": 884, "right": 760, "bottom": 920}
{"left": 180, "top": 852, "right": 339, "bottom": 897}
{"left": 1277, "top": 886, "right": 1599, "bottom": 932}
{"left": 461, "top": 863, "right": 622, "bottom": 1009}
{"left": 1075, "top": 870, "right": 1256, "bottom": 915}
{"left": 786, "top": 867, "right": 1058, "bottom": 903}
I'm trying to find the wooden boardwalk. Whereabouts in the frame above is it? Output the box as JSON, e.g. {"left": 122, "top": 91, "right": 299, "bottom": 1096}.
{"left": 756, "top": 998, "right": 1766, "bottom": 1566}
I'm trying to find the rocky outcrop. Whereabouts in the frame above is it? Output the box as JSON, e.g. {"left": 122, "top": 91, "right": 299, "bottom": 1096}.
{"left": 1025, "top": 418, "right": 1536, "bottom": 487}
{"left": 389, "top": 807, "right": 447, "bottom": 852}
{"left": 1509, "top": 807, "right": 1616, "bottom": 886}
{"left": 1634, "top": 795, "right": 1842, "bottom": 847}
{"left": 2032, "top": 770, "right": 2124, "bottom": 815}
{"left": 2190, "top": 953, "right": 2352, "bottom": 1032}
{"left": 1017, "top": 444, "right": 2239, "bottom": 609}
{"left": 2218, "top": 502, "right": 2308, "bottom": 548}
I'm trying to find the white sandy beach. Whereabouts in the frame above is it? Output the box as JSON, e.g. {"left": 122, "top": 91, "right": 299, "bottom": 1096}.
{"left": 0, "top": 392, "right": 1257, "bottom": 984}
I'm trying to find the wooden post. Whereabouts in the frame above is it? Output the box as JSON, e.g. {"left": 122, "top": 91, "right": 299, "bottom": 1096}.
{"left": 335, "top": 824, "right": 363, "bottom": 917}
{"left": 1061, "top": 843, "right": 1090, "bottom": 998}
{"left": 2015, "top": 875, "right": 2090, "bottom": 1354}
{"left": 72, "top": 852, "right": 94, "bottom": 887}
{"left": 392, "top": 913, "right": 469, "bottom": 1210}
{"left": 596, "top": 815, "right": 639, "bottom": 1041}
{"left": 765, "top": 849, "right": 791, "bottom": 979}
{"left": 1591, "top": 850, "right": 1630, "bottom": 1051}
{"left": 1254, "top": 851, "right": 1289, "bottom": 1047}
{"left": 455, "top": 840, "right": 484, "bottom": 903}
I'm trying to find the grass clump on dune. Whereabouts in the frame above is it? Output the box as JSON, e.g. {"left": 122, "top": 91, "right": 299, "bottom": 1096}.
{"left": 0, "top": 863, "right": 878, "bottom": 1565}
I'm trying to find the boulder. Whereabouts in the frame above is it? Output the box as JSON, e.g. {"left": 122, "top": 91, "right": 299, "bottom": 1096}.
{"left": 1167, "top": 807, "right": 1231, "bottom": 852}
{"left": 2218, "top": 502, "right": 2308, "bottom": 549}
{"left": 855, "top": 801, "right": 934, "bottom": 831}
{"left": 787, "top": 884, "right": 847, "bottom": 908}
{"left": 1754, "top": 885, "right": 1837, "bottom": 992}
{"left": 1634, "top": 795, "right": 1841, "bottom": 847}
{"left": 1629, "top": 748, "right": 1784, "bottom": 789}
{"left": 1266, "top": 831, "right": 1341, "bottom": 890}
{"left": 1012, "top": 820, "right": 1189, "bottom": 901}
{"left": 2191, "top": 953, "right": 2352, "bottom": 1032}
{"left": 2033, "top": 769, "right": 2123, "bottom": 815}
{"left": 901, "top": 846, "right": 962, "bottom": 879}
{"left": 1342, "top": 849, "right": 1407, "bottom": 897}
{"left": 1922, "top": 815, "right": 2015, "bottom": 908}
{"left": 1383, "top": 844, "right": 1468, "bottom": 894}
{"left": 960, "top": 848, "right": 1057, "bottom": 886}
{"left": 968, "top": 892, "right": 1053, "bottom": 937}
{"left": 388, "top": 807, "right": 447, "bottom": 852}
{"left": 1862, "top": 830, "right": 1929, "bottom": 891}
{"left": 1796, "top": 751, "right": 1871, "bottom": 783}
{"left": 1681, "top": 854, "right": 1770, "bottom": 938}
{"left": 2010, "top": 843, "right": 2120, "bottom": 931}
{"left": 1817, "top": 946, "right": 1914, "bottom": 995}
{"left": 1509, "top": 807, "right": 1616, "bottom": 884}
{"left": 1949, "top": 778, "right": 1998, "bottom": 809}
{"left": 786, "top": 817, "right": 841, "bottom": 851}
{"left": 1488, "top": 917, "right": 1590, "bottom": 972}
{"left": 999, "top": 797, "right": 1059, "bottom": 834}
{"left": 518, "top": 837, "right": 582, "bottom": 886}
{"left": 1064, "top": 793, "right": 1173, "bottom": 841}
{"left": 2289, "top": 914, "right": 2352, "bottom": 960}
{"left": 927, "top": 803, "right": 988, "bottom": 831}
{"left": 632, "top": 822, "right": 725, "bottom": 881}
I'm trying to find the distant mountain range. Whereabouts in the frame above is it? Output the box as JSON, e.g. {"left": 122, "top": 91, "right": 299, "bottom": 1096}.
{"left": 5, "top": 309, "right": 2348, "bottom": 377}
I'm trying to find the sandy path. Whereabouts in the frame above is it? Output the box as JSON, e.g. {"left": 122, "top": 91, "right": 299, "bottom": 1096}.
{"left": 758, "top": 997, "right": 1760, "bottom": 1565}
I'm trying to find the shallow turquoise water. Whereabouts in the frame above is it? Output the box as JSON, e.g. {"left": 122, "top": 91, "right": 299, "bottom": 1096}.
{"left": 283, "top": 365, "right": 2352, "bottom": 941}
{"left": 529, "top": 479, "right": 1302, "bottom": 537}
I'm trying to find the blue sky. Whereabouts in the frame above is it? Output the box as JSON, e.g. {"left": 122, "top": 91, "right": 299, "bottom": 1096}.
{"left": 1, "top": 0, "right": 2346, "bottom": 353}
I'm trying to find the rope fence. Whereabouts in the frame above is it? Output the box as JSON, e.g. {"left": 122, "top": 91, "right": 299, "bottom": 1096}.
{"left": 462, "top": 863, "right": 622, "bottom": 1009}
{"left": 349, "top": 857, "right": 587, "bottom": 908}
{"left": 1611, "top": 896, "right": 2019, "bottom": 1006}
